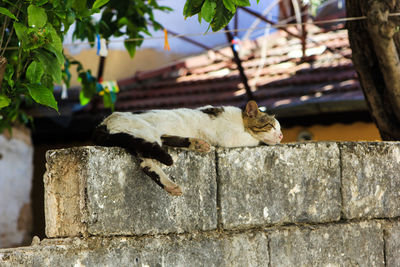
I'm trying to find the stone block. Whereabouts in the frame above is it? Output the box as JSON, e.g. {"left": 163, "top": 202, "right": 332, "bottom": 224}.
{"left": 0, "top": 232, "right": 269, "bottom": 267}
{"left": 44, "top": 146, "right": 217, "bottom": 237}
{"left": 341, "top": 142, "right": 400, "bottom": 219}
{"left": 217, "top": 142, "right": 341, "bottom": 229}
{"left": 385, "top": 221, "right": 400, "bottom": 267}
{"left": 269, "top": 221, "right": 384, "bottom": 266}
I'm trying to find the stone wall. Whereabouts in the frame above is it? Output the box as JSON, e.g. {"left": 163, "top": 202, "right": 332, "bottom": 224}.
{"left": 0, "top": 142, "right": 399, "bottom": 266}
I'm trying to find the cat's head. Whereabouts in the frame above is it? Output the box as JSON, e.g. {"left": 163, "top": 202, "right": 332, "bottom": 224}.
{"left": 242, "top": 101, "right": 283, "bottom": 145}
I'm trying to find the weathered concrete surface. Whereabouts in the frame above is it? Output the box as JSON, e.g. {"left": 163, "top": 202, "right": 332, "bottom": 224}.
{"left": 385, "top": 221, "right": 400, "bottom": 267}
{"left": 0, "top": 128, "right": 33, "bottom": 248}
{"left": 0, "top": 232, "right": 268, "bottom": 267}
{"left": 44, "top": 146, "right": 217, "bottom": 237}
{"left": 341, "top": 142, "right": 400, "bottom": 219}
{"left": 269, "top": 221, "right": 384, "bottom": 266}
{"left": 6, "top": 142, "right": 400, "bottom": 264}
{"left": 44, "top": 147, "right": 88, "bottom": 237}
{"left": 217, "top": 142, "right": 341, "bottom": 229}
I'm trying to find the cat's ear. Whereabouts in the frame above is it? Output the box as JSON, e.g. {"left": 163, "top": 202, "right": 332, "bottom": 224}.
{"left": 245, "top": 101, "right": 259, "bottom": 117}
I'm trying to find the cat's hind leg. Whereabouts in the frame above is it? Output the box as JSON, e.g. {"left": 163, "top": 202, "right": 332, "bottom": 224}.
{"left": 139, "top": 158, "right": 182, "bottom": 196}
{"left": 93, "top": 125, "right": 173, "bottom": 166}
{"left": 161, "top": 135, "right": 211, "bottom": 153}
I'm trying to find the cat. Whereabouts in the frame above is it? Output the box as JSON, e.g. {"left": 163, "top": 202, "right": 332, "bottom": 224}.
{"left": 93, "top": 100, "right": 283, "bottom": 196}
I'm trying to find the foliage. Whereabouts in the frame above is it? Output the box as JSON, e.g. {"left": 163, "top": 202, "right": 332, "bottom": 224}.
{"left": 183, "top": 0, "right": 258, "bottom": 32}
{"left": 0, "top": 0, "right": 171, "bottom": 133}
{"left": 308, "top": 0, "right": 330, "bottom": 16}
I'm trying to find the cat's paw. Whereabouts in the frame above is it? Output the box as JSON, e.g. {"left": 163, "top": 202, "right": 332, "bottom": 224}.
{"left": 190, "top": 139, "right": 211, "bottom": 153}
{"left": 165, "top": 184, "right": 183, "bottom": 196}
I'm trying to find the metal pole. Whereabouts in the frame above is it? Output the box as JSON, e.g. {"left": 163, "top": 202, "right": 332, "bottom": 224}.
{"left": 301, "top": 4, "right": 309, "bottom": 59}
{"left": 90, "top": 56, "right": 106, "bottom": 113}
{"left": 225, "top": 25, "right": 254, "bottom": 101}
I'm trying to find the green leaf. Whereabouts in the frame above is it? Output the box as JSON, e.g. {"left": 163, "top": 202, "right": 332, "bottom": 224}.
{"left": 26, "top": 83, "right": 58, "bottom": 111}
{"left": 102, "top": 92, "right": 113, "bottom": 108}
{"left": 124, "top": 40, "right": 136, "bottom": 58}
{"left": 35, "top": 0, "right": 49, "bottom": 7}
{"left": 14, "top": 22, "right": 28, "bottom": 45}
{"left": 72, "top": 0, "right": 89, "bottom": 18}
{"left": 222, "top": 0, "right": 236, "bottom": 13}
{"left": 183, "top": 0, "right": 205, "bottom": 17}
{"left": 43, "top": 24, "right": 64, "bottom": 65}
{"left": 44, "top": 43, "right": 64, "bottom": 66}
{"left": 66, "top": 0, "right": 75, "bottom": 9}
{"left": 201, "top": 0, "right": 216, "bottom": 23}
{"left": 92, "top": 0, "right": 110, "bottom": 9}
{"left": 26, "top": 61, "right": 44, "bottom": 84}
{"left": 78, "top": 71, "right": 96, "bottom": 101}
{"left": 233, "top": 0, "right": 250, "bottom": 6}
{"left": 34, "top": 49, "right": 62, "bottom": 83}
{"left": 4, "top": 64, "right": 14, "bottom": 88}
{"left": 79, "top": 90, "right": 91, "bottom": 106}
{"left": 46, "top": 24, "right": 63, "bottom": 53}
{"left": 41, "top": 74, "right": 53, "bottom": 89}
{"left": 28, "top": 5, "right": 47, "bottom": 28}
{"left": 0, "top": 95, "right": 11, "bottom": 109}
{"left": 211, "top": 1, "right": 234, "bottom": 32}
{"left": 0, "top": 7, "right": 18, "bottom": 21}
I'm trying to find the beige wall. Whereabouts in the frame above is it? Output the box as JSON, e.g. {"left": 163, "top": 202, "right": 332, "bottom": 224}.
{"left": 65, "top": 48, "right": 185, "bottom": 86}
{"left": 0, "top": 127, "right": 33, "bottom": 248}
{"left": 282, "top": 122, "right": 382, "bottom": 143}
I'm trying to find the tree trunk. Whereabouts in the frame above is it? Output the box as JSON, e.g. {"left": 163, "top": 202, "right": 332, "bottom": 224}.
{"left": 346, "top": 0, "right": 400, "bottom": 140}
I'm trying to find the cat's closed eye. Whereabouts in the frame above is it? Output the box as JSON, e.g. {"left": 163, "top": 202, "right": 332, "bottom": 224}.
{"left": 252, "top": 123, "right": 275, "bottom": 131}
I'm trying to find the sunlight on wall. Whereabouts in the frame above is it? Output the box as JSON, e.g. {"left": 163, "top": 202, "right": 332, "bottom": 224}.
{"left": 282, "top": 122, "right": 382, "bottom": 143}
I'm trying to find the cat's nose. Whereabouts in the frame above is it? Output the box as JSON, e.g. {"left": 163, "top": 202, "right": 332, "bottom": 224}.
{"left": 278, "top": 133, "right": 283, "bottom": 140}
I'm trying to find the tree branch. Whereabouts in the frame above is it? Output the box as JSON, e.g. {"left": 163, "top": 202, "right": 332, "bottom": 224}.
{"left": 1, "top": 25, "right": 15, "bottom": 57}
{"left": 0, "top": 56, "right": 7, "bottom": 92}
{"left": 1, "top": 2, "right": 22, "bottom": 57}
{"left": 0, "top": 16, "right": 10, "bottom": 54}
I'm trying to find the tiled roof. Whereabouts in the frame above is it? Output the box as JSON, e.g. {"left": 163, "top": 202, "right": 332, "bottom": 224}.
{"left": 109, "top": 26, "right": 365, "bottom": 118}
{"left": 43, "top": 26, "right": 365, "bottom": 123}
{"left": 31, "top": 26, "right": 370, "bottom": 141}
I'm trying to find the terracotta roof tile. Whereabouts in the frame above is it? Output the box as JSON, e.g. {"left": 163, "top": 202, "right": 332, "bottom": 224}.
{"left": 58, "top": 28, "right": 365, "bottom": 119}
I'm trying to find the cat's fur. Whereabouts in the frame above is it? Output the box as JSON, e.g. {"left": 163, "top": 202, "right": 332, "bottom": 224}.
{"left": 93, "top": 101, "right": 283, "bottom": 196}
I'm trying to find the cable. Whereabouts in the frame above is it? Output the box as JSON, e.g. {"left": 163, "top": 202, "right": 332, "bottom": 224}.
{"left": 1, "top": 13, "right": 397, "bottom": 51}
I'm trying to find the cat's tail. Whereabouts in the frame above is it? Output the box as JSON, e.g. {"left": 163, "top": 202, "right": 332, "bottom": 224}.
{"left": 92, "top": 125, "right": 173, "bottom": 166}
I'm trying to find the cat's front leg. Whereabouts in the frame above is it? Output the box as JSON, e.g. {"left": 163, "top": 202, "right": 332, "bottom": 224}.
{"left": 161, "top": 135, "right": 211, "bottom": 153}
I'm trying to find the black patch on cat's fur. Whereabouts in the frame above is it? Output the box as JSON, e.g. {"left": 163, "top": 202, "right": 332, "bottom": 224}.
{"left": 141, "top": 166, "right": 164, "bottom": 189}
{"left": 200, "top": 107, "right": 225, "bottom": 118}
{"left": 93, "top": 125, "right": 173, "bottom": 166}
{"left": 161, "top": 135, "right": 191, "bottom": 148}
{"left": 130, "top": 110, "right": 148, "bottom": 115}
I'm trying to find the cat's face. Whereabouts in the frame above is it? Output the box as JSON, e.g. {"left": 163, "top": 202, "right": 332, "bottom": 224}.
{"left": 243, "top": 101, "right": 283, "bottom": 145}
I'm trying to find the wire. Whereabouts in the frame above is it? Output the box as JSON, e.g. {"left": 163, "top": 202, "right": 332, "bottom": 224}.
{"left": 251, "top": 15, "right": 272, "bottom": 89}
{"left": 242, "top": 0, "right": 281, "bottom": 41}
{"left": 1, "top": 13, "right": 399, "bottom": 51}
{"left": 60, "top": 15, "right": 373, "bottom": 46}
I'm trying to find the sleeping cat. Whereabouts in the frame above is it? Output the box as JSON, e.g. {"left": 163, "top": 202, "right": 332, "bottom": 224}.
{"left": 93, "top": 101, "right": 283, "bottom": 196}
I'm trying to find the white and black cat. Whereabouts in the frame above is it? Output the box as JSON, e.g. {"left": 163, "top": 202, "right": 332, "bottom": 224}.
{"left": 93, "top": 101, "right": 283, "bottom": 196}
